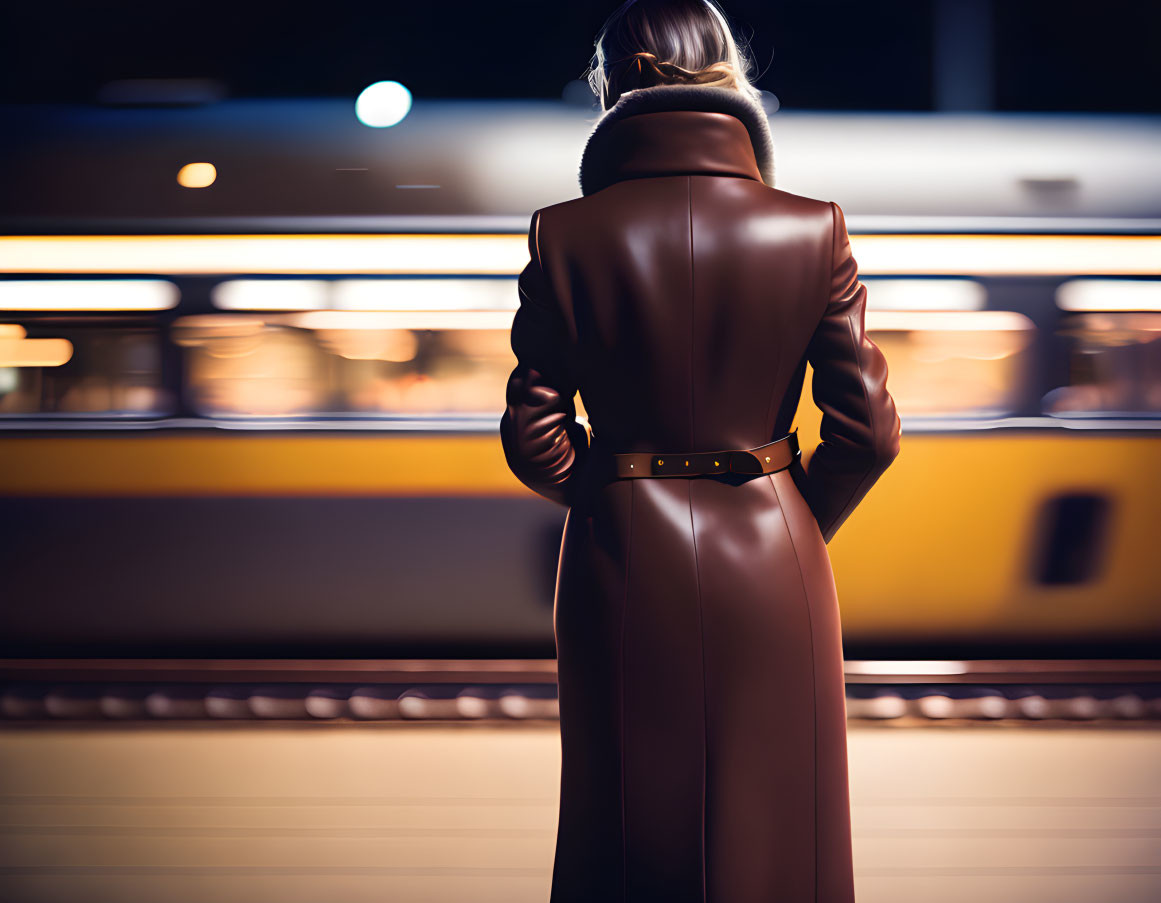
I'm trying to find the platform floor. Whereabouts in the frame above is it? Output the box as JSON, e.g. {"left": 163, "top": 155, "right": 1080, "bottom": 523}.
{"left": 1, "top": 721, "right": 1159, "bottom": 902}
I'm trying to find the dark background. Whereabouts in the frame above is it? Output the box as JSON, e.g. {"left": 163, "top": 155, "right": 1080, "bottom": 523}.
{"left": 1, "top": 0, "right": 1159, "bottom": 111}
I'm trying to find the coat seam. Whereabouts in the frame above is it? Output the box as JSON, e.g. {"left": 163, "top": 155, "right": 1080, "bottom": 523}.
{"left": 688, "top": 175, "right": 696, "bottom": 448}
{"left": 688, "top": 480, "right": 709, "bottom": 902}
{"left": 620, "top": 479, "right": 635, "bottom": 903}
{"left": 687, "top": 174, "right": 707, "bottom": 901}
{"left": 769, "top": 473, "right": 818, "bottom": 901}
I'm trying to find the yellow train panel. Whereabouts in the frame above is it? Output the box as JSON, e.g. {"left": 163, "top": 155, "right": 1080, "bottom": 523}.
{"left": 1, "top": 419, "right": 1157, "bottom": 642}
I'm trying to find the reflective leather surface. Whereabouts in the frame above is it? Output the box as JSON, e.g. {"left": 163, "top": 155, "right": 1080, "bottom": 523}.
{"left": 500, "top": 86, "right": 900, "bottom": 903}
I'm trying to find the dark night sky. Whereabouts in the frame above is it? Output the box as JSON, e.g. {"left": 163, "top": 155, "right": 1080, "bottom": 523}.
{"left": 1, "top": 0, "right": 1159, "bottom": 112}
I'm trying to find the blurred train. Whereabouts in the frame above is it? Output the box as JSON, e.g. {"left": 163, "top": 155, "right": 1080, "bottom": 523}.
{"left": 0, "top": 92, "right": 1159, "bottom": 659}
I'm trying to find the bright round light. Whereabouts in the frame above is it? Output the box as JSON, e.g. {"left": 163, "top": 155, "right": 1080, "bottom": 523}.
{"left": 176, "top": 162, "right": 216, "bottom": 188}
{"left": 355, "top": 81, "right": 412, "bottom": 128}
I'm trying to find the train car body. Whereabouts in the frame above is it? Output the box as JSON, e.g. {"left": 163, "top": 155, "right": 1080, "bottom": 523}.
{"left": 1, "top": 95, "right": 1159, "bottom": 658}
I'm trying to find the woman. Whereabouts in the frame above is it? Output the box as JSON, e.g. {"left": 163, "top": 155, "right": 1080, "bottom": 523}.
{"left": 500, "top": 1, "right": 901, "bottom": 900}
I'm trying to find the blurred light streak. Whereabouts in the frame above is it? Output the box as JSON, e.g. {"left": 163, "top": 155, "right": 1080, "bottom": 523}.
{"left": 0, "top": 279, "right": 179, "bottom": 310}
{"left": 857, "top": 234, "right": 1161, "bottom": 275}
{"left": 331, "top": 278, "right": 519, "bottom": 311}
{"left": 0, "top": 235, "right": 530, "bottom": 274}
{"left": 0, "top": 336, "right": 73, "bottom": 367}
{"left": 864, "top": 278, "right": 986, "bottom": 311}
{"left": 288, "top": 310, "right": 515, "bottom": 331}
{"left": 212, "top": 279, "right": 330, "bottom": 310}
{"left": 846, "top": 661, "right": 971, "bottom": 675}
{"left": 2, "top": 234, "right": 1158, "bottom": 276}
{"left": 866, "top": 310, "right": 1034, "bottom": 331}
{"left": 1056, "top": 278, "right": 1161, "bottom": 311}
{"left": 210, "top": 277, "right": 521, "bottom": 311}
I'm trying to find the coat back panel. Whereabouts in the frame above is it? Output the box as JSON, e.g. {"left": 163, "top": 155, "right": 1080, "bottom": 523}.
{"left": 537, "top": 176, "right": 832, "bottom": 452}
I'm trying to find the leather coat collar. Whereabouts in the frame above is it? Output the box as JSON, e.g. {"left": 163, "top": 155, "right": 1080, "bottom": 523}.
{"left": 578, "top": 85, "right": 776, "bottom": 196}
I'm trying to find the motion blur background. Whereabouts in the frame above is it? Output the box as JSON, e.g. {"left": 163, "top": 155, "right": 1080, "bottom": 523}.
{"left": 0, "top": 1, "right": 1159, "bottom": 901}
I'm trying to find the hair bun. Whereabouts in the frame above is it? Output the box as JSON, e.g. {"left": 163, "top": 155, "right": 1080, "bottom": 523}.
{"left": 611, "top": 51, "right": 735, "bottom": 95}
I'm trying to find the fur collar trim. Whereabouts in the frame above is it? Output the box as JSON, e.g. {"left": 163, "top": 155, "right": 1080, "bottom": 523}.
{"left": 578, "top": 85, "right": 776, "bottom": 196}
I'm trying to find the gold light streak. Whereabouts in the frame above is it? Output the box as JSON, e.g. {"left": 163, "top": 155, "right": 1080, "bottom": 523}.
{"left": 0, "top": 334, "right": 73, "bottom": 367}
{"left": 0, "top": 235, "right": 532, "bottom": 275}
{"left": 855, "top": 234, "right": 1161, "bottom": 276}
{"left": 0, "top": 233, "right": 1158, "bottom": 276}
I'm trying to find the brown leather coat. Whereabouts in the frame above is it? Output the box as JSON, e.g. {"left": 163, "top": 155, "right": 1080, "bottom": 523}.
{"left": 500, "top": 84, "right": 900, "bottom": 902}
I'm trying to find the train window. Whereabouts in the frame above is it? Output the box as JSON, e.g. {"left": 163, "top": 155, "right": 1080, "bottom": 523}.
{"left": 1029, "top": 493, "right": 1113, "bottom": 586}
{"left": 172, "top": 315, "right": 324, "bottom": 417}
{"left": 863, "top": 310, "right": 1035, "bottom": 417}
{"left": 1045, "top": 279, "right": 1161, "bottom": 416}
{"left": 1042, "top": 312, "right": 1161, "bottom": 416}
{"left": 172, "top": 311, "right": 568, "bottom": 419}
{"left": 0, "top": 319, "right": 172, "bottom": 417}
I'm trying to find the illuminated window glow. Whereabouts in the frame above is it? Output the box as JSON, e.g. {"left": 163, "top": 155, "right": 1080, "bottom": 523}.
{"left": 1056, "top": 278, "right": 1161, "bottom": 312}
{"left": 0, "top": 279, "right": 180, "bottom": 311}
{"left": 210, "top": 278, "right": 521, "bottom": 311}
{"left": 864, "top": 278, "right": 986, "bottom": 311}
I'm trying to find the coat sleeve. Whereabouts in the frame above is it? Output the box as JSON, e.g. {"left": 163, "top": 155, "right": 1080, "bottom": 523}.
{"left": 499, "top": 209, "right": 590, "bottom": 507}
{"left": 795, "top": 201, "right": 901, "bottom": 543}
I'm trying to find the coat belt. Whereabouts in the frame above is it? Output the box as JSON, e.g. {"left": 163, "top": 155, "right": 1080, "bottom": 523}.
{"left": 611, "top": 429, "right": 800, "bottom": 479}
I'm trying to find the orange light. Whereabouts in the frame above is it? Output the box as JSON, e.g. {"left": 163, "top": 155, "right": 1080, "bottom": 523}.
{"left": 0, "top": 233, "right": 1157, "bottom": 276}
{"left": 177, "top": 162, "right": 217, "bottom": 188}
{"left": 0, "top": 335, "right": 73, "bottom": 367}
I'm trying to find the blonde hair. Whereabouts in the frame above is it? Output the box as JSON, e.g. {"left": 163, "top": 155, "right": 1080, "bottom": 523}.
{"left": 585, "top": 0, "right": 764, "bottom": 111}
